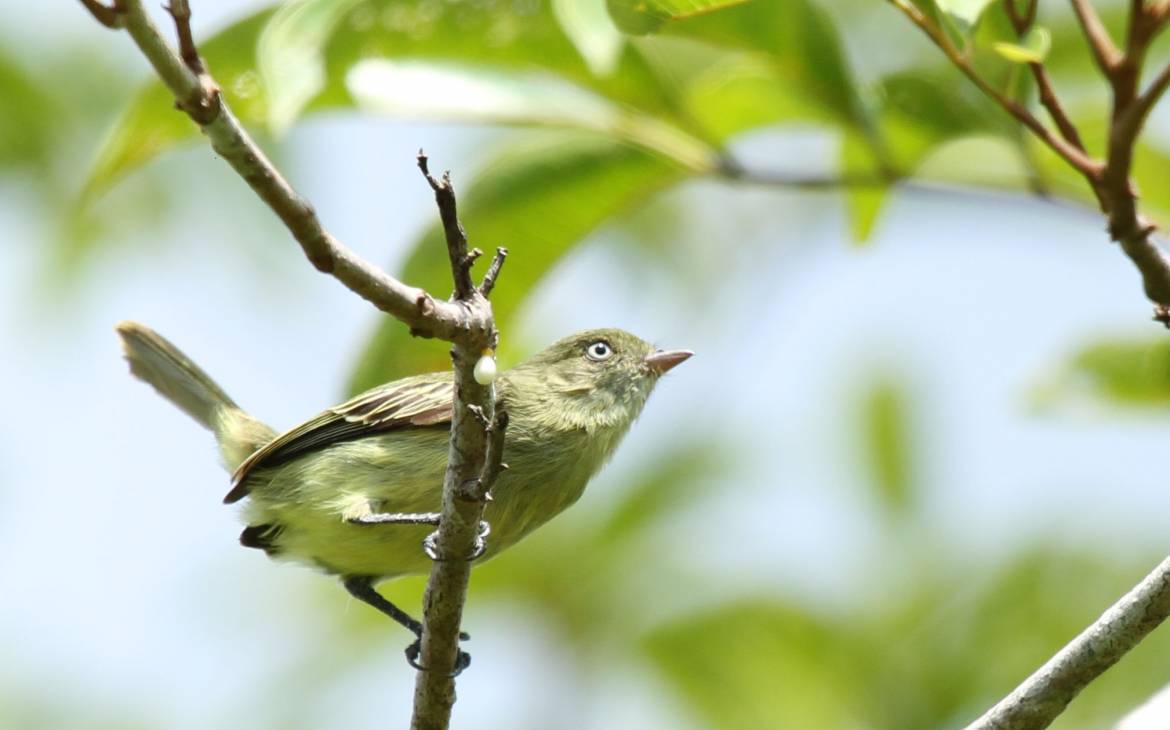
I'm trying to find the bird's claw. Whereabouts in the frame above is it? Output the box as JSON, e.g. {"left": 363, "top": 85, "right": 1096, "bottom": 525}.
{"left": 422, "top": 520, "right": 490, "bottom": 561}
{"left": 404, "top": 637, "right": 472, "bottom": 677}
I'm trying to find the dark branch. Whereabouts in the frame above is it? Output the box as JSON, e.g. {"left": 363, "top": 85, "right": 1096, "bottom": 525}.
{"left": 887, "top": 0, "right": 1102, "bottom": 178}
{"left": 1070, "top": 0, "right": 1123, "bottom": 75}
{"left": 417, "top": 151, "right": 475, "bottom": 301}
{"left": 163, "top": 0, "right": 205, "bottom": 74}
{"left": 1002, "top": 2, "right": 1087, "bottom": 153}
{"left": 81, "top": 7, "right": 505, "bottom": 729}
{"left": 457, "top": 411, "right": 508, "bottom": 502}
{"left": 479, "top": 248, "right": 507, "bottom": 298}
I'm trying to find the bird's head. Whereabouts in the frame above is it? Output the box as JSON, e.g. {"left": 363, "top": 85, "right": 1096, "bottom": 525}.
{"left": 507, "top": 328, "right": 692, "bottom": 432}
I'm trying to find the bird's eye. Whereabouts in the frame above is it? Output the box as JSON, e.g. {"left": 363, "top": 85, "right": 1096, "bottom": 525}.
{"left": 585, "top": 341, "right": 613, "bottom": 361}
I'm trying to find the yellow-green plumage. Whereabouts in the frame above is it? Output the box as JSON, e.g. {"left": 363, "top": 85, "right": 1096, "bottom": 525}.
{"left": 117, "top": 322, "right": 688, "bottom": 584}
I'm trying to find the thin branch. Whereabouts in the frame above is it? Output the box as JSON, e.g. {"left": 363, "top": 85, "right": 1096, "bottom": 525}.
{"left": 101, "top": 0, "right": 492, "bottom": 342}
{"left": 418, "top": 153, "right": 476, "bottom": 301}
{"left": 411, "top": 407, "right": 508, "bottom": 730}
{"left": 82, "top": 3, "right": 504, "bottom": 729}
{"left": 479, "top": 247, "right": 508, "bottom": 298}
{"left": 1070, "top": 0, "right": 1123, "bottom": 75}
{"left": 1002, "top": 1, "right": 1088, "bottom": 153}
{"left": 162, "top": 0, "right": 204, "bottom": 74}
{"left": 1030, "top": 66, "right": 1087, "bottom": 151}
{"left": 887, "top": 0, "right": 1102, "bottom": 178}
{"left": 966, "top": 555, "right": 1170, "bottom": 730}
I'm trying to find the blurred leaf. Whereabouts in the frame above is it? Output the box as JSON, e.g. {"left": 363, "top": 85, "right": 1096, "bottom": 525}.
{"left": 89, "top": 1, "right": 717, "bottom": 197}
{"left": 258, "top": 0, "right": 365, "bottom": 133}
{"left": 645, "top": 601, "right": 864, "bottom": 730}
{"left": 0, "top": 49, "right": 56, "bottom": 167}
{"left": 859, "top": 376, "right": 914, "bottom": 516}
{"left": 84, "top": 9, "right": 275, "bottom": 201}
{"left": 348, "top": 133, "right": 688, "bottom": 392}
{"left": 841, "top": 131, "right": 889, "bottom": 243}
{"left": 553, "top": 0, "right": 626, "bottom": 76}
{"left": 470, "top": 438, "right": 727, "bottom": 643}
{"left": 647, "top": 548, "right": 1170, "bottom": 730}
{"left": 935, "top": 0, "right": 996, "bottom": 26}
{"left": 606, "top": 0, "right": 748, "bottom": 35}
{"left": 655, "top": 0, "right": 870, "bottom": 130}
{"left": 993, "top": 26, "right": 1051, "bottom": 64}
{"left": 594, "top": 441, "right": 725, "bottom": 547}
{"left": 1034, "top": 338, "right": 1170, "bottom": 409}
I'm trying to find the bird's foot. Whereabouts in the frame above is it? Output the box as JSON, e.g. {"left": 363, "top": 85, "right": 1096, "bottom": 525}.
{"left": 405, "top": 636, "right": 472, "bottom": 677}
{"left": 423, "top": 520, "right": 490, "bottom": 561}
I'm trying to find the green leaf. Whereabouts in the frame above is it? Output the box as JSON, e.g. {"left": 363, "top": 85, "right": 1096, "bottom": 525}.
{"left": 0, "top": 49, "right": 56, "bottom": 167}
{"left": 993, "top": 27, "right": 1051, "bottom": 64}
{"left": 552, "top": 0, "right": 626, "bottom": 76}
{"left": 841, "top": 131, "right": 889, "bottom": 243}
{"left": 347, "top": 133, "right": 687, "bottom": 392}
{"left": 84, "top": 9, "right": 276, "bottom": 201}
{"left": 859, "top": 376, "right": 914, "bottom": 516}
{"left": 87, "top": 1, "right": 716, "bottom": 197}
{"left": 1033, "top": 339, "right": 1170, "bottom": 409}
{"left": 258, "top": 0, "right": 366, "bottom": 133}
{"left": 935, "top": 0, "right": 996, "bottom": 26}
{"left": 646, "top": 602, "right": 863, "bottom": 730}
{"left": 606, "top": 0, "right": 748, "bottom": 35}
{"left": 655, "top": 0, "right": 869, "bottom": 129}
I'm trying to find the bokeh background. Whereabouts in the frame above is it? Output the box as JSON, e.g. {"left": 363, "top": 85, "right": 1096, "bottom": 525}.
{"left": 5, "top": 0, "right": 1170, "bottom": 728}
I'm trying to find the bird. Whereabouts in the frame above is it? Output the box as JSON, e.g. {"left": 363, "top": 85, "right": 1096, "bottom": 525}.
{"left": 116, "top": 321, "right": 691, "bottom": 669}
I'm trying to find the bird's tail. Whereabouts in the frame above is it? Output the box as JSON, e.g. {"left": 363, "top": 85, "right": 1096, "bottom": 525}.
{"left": 116, "top": 321, "right": 275, "bottom": 471}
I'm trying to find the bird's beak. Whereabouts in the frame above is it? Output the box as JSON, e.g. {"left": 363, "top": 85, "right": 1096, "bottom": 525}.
{"left": 644, "top": 349, "right": 693, "bottom": 375}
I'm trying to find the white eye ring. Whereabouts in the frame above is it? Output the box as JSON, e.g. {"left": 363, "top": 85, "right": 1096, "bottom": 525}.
{"left": 585, "top": 341, "right": 613, "bottom": 361}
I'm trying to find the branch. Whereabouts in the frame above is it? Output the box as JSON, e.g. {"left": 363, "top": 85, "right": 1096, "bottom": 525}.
{"left": 81, "top": 2, "right": 504, "bottom": 727}
{"left": 412, "top": 409, "right": 508, "bottom": 730}
{"left": 887, "top": 0, "right": 1102, "bottom": 178}
{"left": 90, "top": 0, "right": 487, "bottom": 341}
{"left": 966, "top": 555, "right": 1170, "bottom": 730}
{"left": 1003, "top": 1, "right": 1086, "bottom": 152}
{"left": 1070, "top": 0, "right": 1123, "bottom": 75}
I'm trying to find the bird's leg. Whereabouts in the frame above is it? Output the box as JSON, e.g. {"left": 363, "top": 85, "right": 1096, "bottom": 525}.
{"left": 341, "top": 575, "right": 471, "bottom": 675}
{"left": 348, "top": 511, "right": 441, "bottom": 526}
{"left": 347, "top": 509, "right": 490, "bottom": 562}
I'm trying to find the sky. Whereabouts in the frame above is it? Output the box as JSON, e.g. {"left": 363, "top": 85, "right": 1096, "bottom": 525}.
{"left": 4, "top": 1, "right": 1170, "bottom": 728}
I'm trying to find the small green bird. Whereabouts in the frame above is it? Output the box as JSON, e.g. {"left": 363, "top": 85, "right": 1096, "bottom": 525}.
{"left": 116, "top": 322, "right": 690, "bottom": 664}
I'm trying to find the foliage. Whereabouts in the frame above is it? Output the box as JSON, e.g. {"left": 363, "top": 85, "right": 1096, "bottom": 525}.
{"left": 13, "top": 0, "right": 1170, "bottom": 727}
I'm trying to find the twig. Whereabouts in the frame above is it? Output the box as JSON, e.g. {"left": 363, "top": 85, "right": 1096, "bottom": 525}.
{"left": 418, "top": 152, "right": 476, "bottom": 301}
{"left": 1070, "top": 0, "right": 1123, "bottom": 75}
{"left": 80, "top": 2, "right": 503, "bottom": 728}
{"left": 162, "top": 0, "right": 204, "bottom": 74}
{"left": 479, "top": 248, "right": 508, "bottom": 298}
{"left": 887, "top": 0, "right": 1102, "bottom": 178}
{"left": 966, "top": 555, "right": 1170, "bottom": 730}
{"left": 86, "top": 0, "right": 493, "bottom": 342}
{"left": 1003, "top": 1, "right": 1087, "bottom": 152}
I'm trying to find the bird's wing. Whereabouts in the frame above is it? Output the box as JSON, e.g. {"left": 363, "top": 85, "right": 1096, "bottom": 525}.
{"left": 223, "top": 373, "right": 453, "bottom": 503}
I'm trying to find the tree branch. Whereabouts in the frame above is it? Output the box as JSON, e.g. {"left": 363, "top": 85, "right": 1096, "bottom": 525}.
{"left": 1070, "top": 0, "right": 1123, "bottom": 75}
{"left": 412, "top": 409, "right": 508, "bottom": 730}
{"left": 1003, "top": 1, "right": 1087, "bottom": 152}
{"left": 966, "top": 555, "right": 1170, "bottom": 730}
{"left": 887, "top": 0, "right": 1102, "bottom": 178}
{"left": 81, "top": 2, "right": 504, "bottom": 727}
